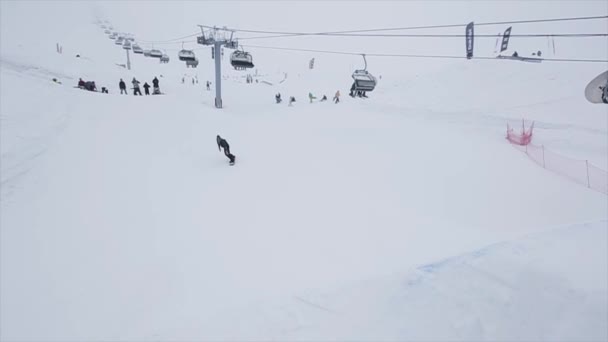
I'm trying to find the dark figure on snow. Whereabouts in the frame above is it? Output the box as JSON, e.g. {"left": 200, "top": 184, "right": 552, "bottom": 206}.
{"left": 512, "top": 51, "right": 519, "bottom": 57}
{"left": 152, "top": 77, "right": 160, "bottom": 95}
{"left": 143, "top": 82, "right": 151, "bottom": 95}
{"left": 320, "top": 95, "right": 327, "bottom": 102}
{"left": 206, "top": 81, "right": 211, "bottom": 91}
{"left": 216, "top": 135, "right": 236, "bottom": 164}
{"left": 275, "top": 93, "right": 282, "bottom": 104}
{"left": 81, "top": 81, "right": 96, "bottom": 91}
{"left": 600, "top": 81, "right": 608, "bottom": 104}
{"left": 119, "top": 79, "right": 127, "bottom": 94}
{"left": 289, "top": 96, "right": 296, "bottom": 106}
{"left": 132, "top": 78, "right": 142, "bottom": 96}
{"left": 333, "top": 90, "right": 340, "bottom": 104}
{"left": 101, "top": 87, "right": 108, "bottom": 94}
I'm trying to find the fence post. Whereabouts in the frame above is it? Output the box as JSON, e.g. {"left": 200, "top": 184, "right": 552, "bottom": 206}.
{"left": 542, "top": 145, "right": 545, "bottom": 168}
{"left": 585, "top": 160, "right": 591, "bottom": 188}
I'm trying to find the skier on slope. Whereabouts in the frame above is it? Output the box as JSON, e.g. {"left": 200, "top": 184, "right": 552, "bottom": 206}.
{"left": 333, "top": 90, "right": 340, "bottom": 104}
{"left": 132, "top": 77, "right": 142, "bottom": 96}
{"left": 216, "top": 135, "right": 236, "bottom": 164}
{"left": 308, "top": 92, "right": 316, "bottom": 103}
{"left": 119, "top": 79, "right": 127, "bottom": 94}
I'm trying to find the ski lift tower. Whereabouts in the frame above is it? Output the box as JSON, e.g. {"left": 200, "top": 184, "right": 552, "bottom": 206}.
{"left": 197, "top": 25, "right": 238, "bottom": 109}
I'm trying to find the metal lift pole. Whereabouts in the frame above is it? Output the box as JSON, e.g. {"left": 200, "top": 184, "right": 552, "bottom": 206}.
{"left": 214, "top": 41, "right": 222, "bottom": 108}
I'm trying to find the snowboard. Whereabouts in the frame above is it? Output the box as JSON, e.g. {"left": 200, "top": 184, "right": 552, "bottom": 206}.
{"left": 584, "top": 70, "right": 608, "bottom": 104}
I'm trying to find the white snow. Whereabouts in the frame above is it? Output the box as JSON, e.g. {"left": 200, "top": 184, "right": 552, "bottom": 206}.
{"left": 1, "top": 1, "right": 607, "bottom": 341}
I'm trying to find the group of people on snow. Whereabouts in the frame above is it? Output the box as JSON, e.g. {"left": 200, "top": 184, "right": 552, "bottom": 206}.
{"left": 182, "top": 75, "right": 199, "bottom": 85}
{"left": 119, "top": 77, "right": 161, "bottom": 96}
{"left": 275, "top": 90, "right": 340, "bottom": 106}
{"left": 309, "top": 90, "right": 341, "bottom": 104}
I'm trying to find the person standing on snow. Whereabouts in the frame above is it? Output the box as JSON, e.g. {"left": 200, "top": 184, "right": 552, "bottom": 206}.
{"left": 143, "top": 82, "right": 151, "bottom": 95}
{"left": 308, "top": 92, "right": 316, "bottom": 103}
{"left": 119, "top": 79, "right": 127, "bottom": 94}
{"left": 152, "top": 77, "right": 160, "bottom": 94}
{"left": 333, "top": 90, "right": 340, "bottom": 104}
{"left": 216, "top": 135, "right": 236, "bottom": 164}
{"left": 206, "top": 81, "right": 211, "bottom": 91}
{"left": 132, "top": 77, "right": 142, "bottom": 96}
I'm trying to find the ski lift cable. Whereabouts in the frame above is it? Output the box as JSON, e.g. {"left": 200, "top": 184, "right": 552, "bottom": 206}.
{"left": 244, "top": 44, "right": 608, "bottom": 63}
{"left": 219, "top": 15, "right": 608, "bottom": 37}
{"left": 133, "top": 15, "right": 608, "bottom": 44}
{"left": 240, "top": 33, "right": 608, "bottom": 40}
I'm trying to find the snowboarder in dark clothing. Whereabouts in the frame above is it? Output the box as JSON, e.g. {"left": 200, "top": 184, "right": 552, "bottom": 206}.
{"left": 143, "top": 82, "right": 150, "bottom": 95}
{"left": 83, "top": 81, "right": 96, "bottom": 91}
{"left": 275, "top": 93, "right": 282, "bottom": 103}
{"left": 320, "top": 95, "right": 327, "bottom": 102}
{"left": 152, "top": 77, "right": 161, "bottom": 94}
{"left": 216, "top": 135, "right": 236, "bottom": 164}
{"left": 119, "top": 79, "right": 127, "bottom": 94}
{"left": 78, "top": 78, "right": 86, "bottom": 88}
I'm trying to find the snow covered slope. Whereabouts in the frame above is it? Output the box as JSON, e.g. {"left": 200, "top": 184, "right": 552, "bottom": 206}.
{"left": 1, "top": 1, "right": 606, "bottom": 341}
{"left": 218, "top": 221, "right": 608, "bottom": 341}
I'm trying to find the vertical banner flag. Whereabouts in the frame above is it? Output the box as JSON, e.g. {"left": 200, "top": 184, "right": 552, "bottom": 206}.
{"left": 500, "top": 27, "right": 512, "bottom": 52}
{"left": 465, "top": 22, "right": 474, "bottom": 59}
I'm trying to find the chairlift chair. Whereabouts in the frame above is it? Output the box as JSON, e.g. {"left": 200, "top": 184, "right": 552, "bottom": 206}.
{"left": 132, "top": 45, "right": 143, "bottom": 54}
{"left": 150, "top": 49, "right": 163, "bottom": 58}
{"left": 230, "top": 50, "right": 254, "bottom": 70}
{"left": 123, "top": 41, "right": 131, "bottom": 50}
{"left": 186, "top": 58, "right": 199, "bottom": 68}
{"left": 178, "top": 42, "right": 197, "bottom": 62}
{"left": 143, "top": 50, "right": 151, "bottom": 57}
{"left": 351, "top": 54, "right": 377, "bottom": 93}
{"left": 160, "top": 54, "right": 170, "bottom": 63}
{"left": 104, "top": 30, "right": 111, "bottom": 34}
{"left": 178, "top": 50, "right": 197, "bottom": 62}
{"left": 115, "top": 39, "right": 124, "bottom": 45}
